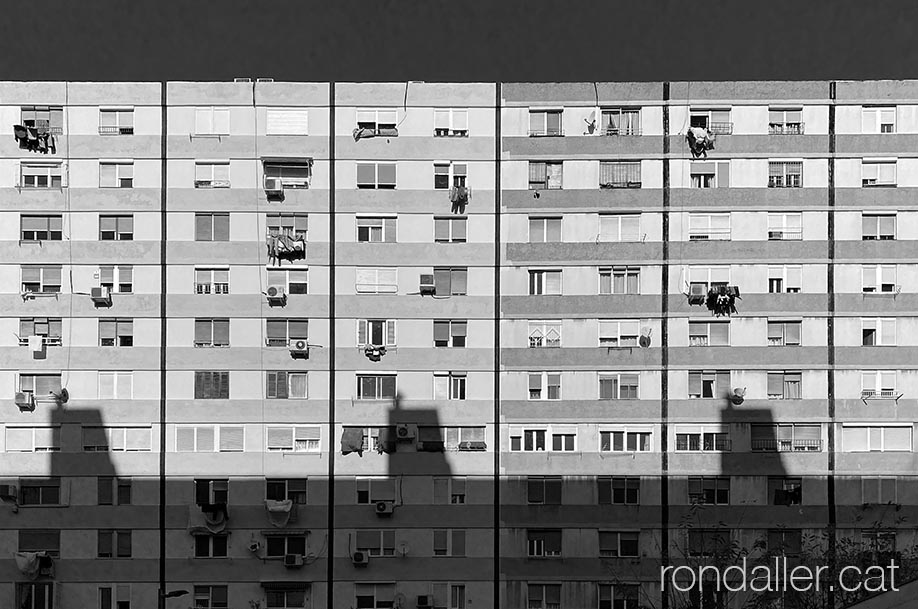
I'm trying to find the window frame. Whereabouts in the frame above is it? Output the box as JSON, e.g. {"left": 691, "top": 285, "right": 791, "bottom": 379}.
{"left": 20, "top": 214, "right": 63, "bottom": 241}
{"left": 434, "top": 108, "right": 469, "bottom": 137}
{"left": 99, "top": 161, "right": 134, "bottom": 189}
{"left": 599, "top": 266, "right": 641, "bottom": 295}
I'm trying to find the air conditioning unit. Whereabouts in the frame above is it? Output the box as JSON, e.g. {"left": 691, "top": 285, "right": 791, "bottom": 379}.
{"left": 375, "top": 500, "right": 394, "bottom": 516}
{"left": 91, "top": 286, "right": 112, "bottom": 306}
{"left": 352, "top": 551, "right": 369, "bottom": 565}
{"left": 264, "top": 177, "right": 284, "bottom": 194}
{"left": 417, "top": 596, "right": 433, "bottom": 608}
{"left": 14, "top": 392, "right": 35, "bottom": 412}
{"left": 396, "top": 423, "right": 417, "bottom": 441}
{"left": 284, "top": 553, "right": 304, "bottom": 568}
{"left": 687, "top": 283, "right": 706, "bottom": 305}
{"left": 0, "top": 484, "right": 17, "bottom": 499}
{"left": 266, "top": 285, "right": 287, "bottom": 305}
{"left": 289, "top": 339, "right": 309, "bottom": 357}
{"left": 419, "top": 274, "right": 436, "bottom": 295}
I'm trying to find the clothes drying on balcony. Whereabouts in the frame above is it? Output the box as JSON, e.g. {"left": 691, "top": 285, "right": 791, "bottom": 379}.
{"left": 705, "top": 285, "right": 740, "bottom": 317}
{"left": 686, "top": 127, "right": 715, "bottom": 159}
{"left": 265, "top": 499, "right": 294, "bottom": 528}
{"left": 188, "top": 503, "right": 228, "bottom": 534}
{"left": 376, "top": 427, "right": 396, "bottom": 454}
{"left": 266, "top": 233, "right": 306, "bottom": 266}
{"left": 341, "top": 427, "right": 365, "bottom": 456}
{"left": 14, "top": 125, "right": 56, "bottom": 154}
{"left": 353, "top": 127, "right": 399, "bottom": 141}
{"left": 15, "top": 552, "right": 53, "bottom": 580}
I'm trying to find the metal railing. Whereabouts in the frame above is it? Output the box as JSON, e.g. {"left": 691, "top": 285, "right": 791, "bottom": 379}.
{"left": 603, "top": 126, "right": 642, "bottom": 136}
{"left": 861, "top": 389, "right": 899, "bottom": 399}
{"left": 752, "top": 439, "right": 822, "bottom": 452}
{"left": 707, "top": 122, "right": 733, "bottom": 135}
{"left": 98, "top": 126, "right": 134, "bottom": 135}
{"left": 688, "top": 228, "right": 732, "bottom": 241}
{"left": 529, "top": 129, "right": 564, "bottom": 137}
{"left": 769, "top": 123, "right": 805, "bottom": 135}
{"left": 768, "top": 229, "right": 803, "bottom": 240}
{"left": 194, "top": 179, "right": 231, "bottom": 188}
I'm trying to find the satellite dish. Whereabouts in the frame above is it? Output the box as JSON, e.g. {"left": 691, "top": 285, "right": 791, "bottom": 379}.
{"left": 58, "top": 388, "right": 69, "bottom": 403}
{"left": 730, "top": 387, "right": 746, "bottom": 405}
{"left": 638, "top": 327, "right": 652, "bottom": 348}
{"left": 587, "top": 110, "right": 596, "bottom": 123}
{"left": 397, "top": 542, "right": 410, "bottom": 556}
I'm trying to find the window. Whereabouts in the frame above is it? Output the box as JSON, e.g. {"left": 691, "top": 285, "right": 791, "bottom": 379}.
{"left": 688, "top": 477, "right": 730, "bottom": 505}
{"left": 356, "top": 162, "right": 397, "bottom": 189}
{"left": 19, "top": 317, "right": 63, "bottom": 347}
{"left": 862, "top": 531, "right": 897, "bottom": 561}
{"left": 21, "top": 265, "right": 62, "bottom": 294}
{"left": 99, "top": 318, "right": 133, "bottom": 347}
{"left": 266, "top": 108, "right": 309, "bottom": 135}
{"left": 99, "top": 162, "right": 133, "bottom": 188}
{"left": 358, "top": 319, "right": 396, "bottom": 347}
{"left": 265, "top": 588, "right": 308, "bottom": 609}
{"left": 436, "top": 427, "right": 485, "bottom": 451}
{"left": 267, "top": 268, "right": 309, "bottom": 295}
{"left": 99, "top": 215, "right": 134, "bottom": 241}
{"left": 194, "top": 479, "right": 229, "bottom": 505}
{"left": 98, "top": 530, "right": 132, "bottom": 558}
{"left": 194, "top": 535, "right": 228, "bottom": 558}
{"left": 355, "top": 267, "right": 397, "bottom": 294}
{"left": 529, "top": 321, "right": 561, "bottom": 348}
{"left": 687, "top": 529, "right": 730, "bottom": 557}
{"left": 767, "top": 371, "right": 802, "bottom": 399}
{"left": 433, "top": 477, "right": 467, "bottom": 504}
{"left": 194, "top": 107, "right": 230, "bottom": 135}
{"left": 22, "top": 105, "right": 63, "bottom": 134}
{"left": 768, "top": 107, "right": 803, "bottom": 134}
{"left": 690, "top": 108, "right": 732, "bottom": 134}
{"left": 177, "top": 427, "right": 243, "bottom": 452}
{"left": 689, "top": 161, "right": 728, "bottom": 188}
{"left": 267, "top": 212, "right": 308, "bottom": 240}
{"left": 193, "top": 586, "right": 228, "bottom": 609}
{"left": 194, "top": 162, "right": 230, "bottom": 188}
{"left": 21, "top": 163, "right": 63, "bottom": 188}
{"left": 355, "top": 583, "right": 395, "bottom": 609}
{"left": 356, "top": 478, "right": 396, "bottom": 504}
{"left": 768, "top": 477, "right": 803, "bottom": 506}
{"left": 599, "top": 266, "right": 640, "bottom": 295}
{"left": 98, "top": 477, "right": 132, "bottom": 506}
{"left": 768, "top": 529, "right": 803, "bottom": 556}
{"left": 752, "top": 424, "right": 822, "bottom": 452}
{"left": 98, "top": 371, "right": 133, "bottom": 399}
{"left": 598, "top": 476, "right": 640, "bottom": 505}
{"left": 434, "top": 267, "right": 468, "bottom": 296}
{"left": 527, "top": 584, "right": 561, "bottom": 609}
{"left": 529, "top": 161, "right": 563, "bottom": 190}
{"left": 862, "top": 477, "right": 897, "bottom": 504}
{"left": 600, "top": 430, "right": 651, "bottom": 452}
{"left": 194, "top": 319, "right": 229, "bottom": 348}
{"left": 99, "top": 585, "right": 132, "bottom": 609}
{"left": 599, "top": 161, "right": 641, "bottom": 188}
{"left": 266, "top": 318, "right": 309, "bottom": 347}
{"left": 601, "top": 107, "right": 641, "bottom": 135}
{"left": 599, "top": 532, "right": 639, "bottom": 557}
{"left": 599, "top": 374, "right": 640, "bottom": 400}
{"left": 529, "top": 269, "right": 562, "bottom": 295}
{"left": 100, "top": 265, "right": 132, "bottom": 293}
{"left": 599, "top": 320, "right": 640, "bottom": 347}
{"left": 266, "top": 426, "right": 321, "bottom": 452}
{"left": 434, "top": 108, "right": 469, "bottom": 137}
{"left": 527, "top": 476, "right": 561, "bottom": 505}
{"left": 82, "top": 427, "right": 151, "bottom": 452}
{"left": 21, "top": 215, "right": 63, "bottom": 241}
{"left": 688, "top": 266, "right": 729, "bottom": 292}
{"left": 510, "top": 428, "right": 547, "bottom": 452}
{"left": 768, "top": 213, "right": 803, "bottom": 240}
{"left": 598, "top": 214, "right": 640, "bottom": 242}
{"left": 99, "top": 108, "right": 134, "bottom": 135}
{"left": 862, "top": 264, "right": 897, "bottom": 293}
{"left": 768, "top": 265, "right": 802, "bottom": 293}
{"left": 529, "top": 217, "right": 562, "bottom": 242}
{"left": 688, "top": 213, "right": 731, "bottom": 240}
{"left": 688, "top": 370, "right": 730, "bottom": 398}
{"left": 434, "top": 162, "right": 467, "bottom": 189}
{"left": 19, "top": 478, "right": 61, "bottom": 505}
{"left": 433, "top": 529, "right": 467, "bottom": 556}
{"left": 862, "top": 160, "right": 896, "bottom": 187}
{"left": 195, "top": 268, "right": 229, "bottom": 294}
{"left": 862, "top": 318, "right": 896, "bottom": 346}
{"left": 18, "top": 374, "right": 63, "bottom": 399}
{"left": 18, "top": 583, "right": 55, "bottom": 609}
{"left": 527, "top": 530, "right": 561, "bottom": 557}
{"left": 19, "top": 529, "right": 60, "bottom": 557}
{"left": 195, "top": 213, "right": 230, "bottom": 241}
{"left": 675, "top": 428, "right": 731, "bottom": 452}
{"left": 689, "top": 321, "right": 729, "bottom": 347}
{"left": 529, "top": 109, "right": 563, "bottom": 136}
{"left": 434, "top": 217, "right": 467, "bottom": 243}
{"left": 528, "top": 372, "right": 561, "bottom": 400}
{"left": 265, "top": 371, "right": 308, "bottom": 399}
{"left": 767, "top": 320, "right": 801, "bottom": 346}
{"left": 433, "top": 320, "right": 467, "bottom": 348}
{"left": 357, "top": 375, "right": 397, "bottom": 400}
{"left": 861, "top": 370, "right": 897, "bottom": 399}
{"left": 357, "top": 216, "right": 396, "bottom": 242}
{"left": 551, "top": 427, "right": 577, "bottom": 452}
{"left": 6, "top": 427, "right": 60, "bottom": 452}
{"left": 599, "top": 585, "right": 639, "bottom": 609}
{"left": 768, "top": 161, "right": 802, "bottom": 188}
{"left": 862, "top": 213, "right": 896, "bottom": 240}
{"left": 265, "top": 534, "right": 307, "bottom": 559}
{"left": 862, "top": 106, "right": 897, "bottom": 133}
{"left": 433, "top": 373, "right": 467, "bottom": 401}
{"left": 357, "top": 108, "right": 397, "bottom": 132}
{"left": 194, "top": 371, "right": 229, "bottom": 399}
{"left": 266, "top": 478, "right": 308, "bottom": 504}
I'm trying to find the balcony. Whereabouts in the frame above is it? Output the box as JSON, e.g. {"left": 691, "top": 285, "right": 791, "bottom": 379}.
{"left": 769, "top": 123, "right": 805, "bottom": 135}
{"left": 98, "top": 126, "right": 134, "bottom": 135}
{"left": 707, "top": 122, "right": 734, "bottom": 135}
{"left": 688, "top": 228, "right": 731, "bottom": 241}
{"left": 194, "top": 179, "right": 231, "bottom": 189}
{"left": 768, "top": 229, "right": 803, "bottom": 241}
{"left": 529, "top": 129, "right": 564, "bottom": 137}
{"left": 675, "top": 438, "right": 732, "bottom": 452}
{"left": 603, "top": 126, "right": 642, "bottom": 136}
{"left": 861, "top": 389, "right": 902, "bottom": 404}
{"left": 751, "top": 439, "right": 822, "bottom": 452}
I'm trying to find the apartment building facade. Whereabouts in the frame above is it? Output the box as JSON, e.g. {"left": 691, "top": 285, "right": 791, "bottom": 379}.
{"left": 0, "top": 80, "right": 916, "bottom": 609}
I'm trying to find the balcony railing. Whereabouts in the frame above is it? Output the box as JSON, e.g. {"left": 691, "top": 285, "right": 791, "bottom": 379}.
{"left": 19, "top": 336, "right": 62, "bottom": 347}
{"left": 529, "top": 129, "right": 564, "bottom": 137}
{"left": 676, "top": 438, "right": 733, "bottom": 452}
{"left": 707, "top": 122, "right": 733, "bottom": 135}
{"left": 689, "top": 228, "right": 732, "bottom": 241}
{"left": 769, "top": 123, "right": 805, "bottom": 135}
{"left": 752, "top": 439, "right": 822, "bottom": 452}
{"left": 861, "top": 389, "right": 900, "bottom": 400}
{"left": 768, "top": 229, "right": 803, "bottom": 240}
{"left": 195, "top": 179, "right": 231, "bottom": 189}
{"left": 98, "top": 126, "right": 134, "bottom": 135}
{"left": 603, "top": 126, "right": 642, "bottom": 136}
{"left": 27, "top": 120, "right": 63, "bottom": 135}
{"left": 688, "top": 336, "right": 709, "bottom": 347}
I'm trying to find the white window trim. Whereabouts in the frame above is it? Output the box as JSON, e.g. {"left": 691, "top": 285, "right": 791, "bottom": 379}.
{"left": 509, "top": 425, "right": 578, "bottom": 453}
{"left": 97, "top": 371, "right": 135, "bottom": 399}
{"left": 83, "top": 426, "right": 152, "bottom": 452}
{"left": 598, "top": 372, "right": 642, "bottom": 400}
{"left": 265, "top": 426, "right": 321, "bottom": 453}
{"left": 599, "top": 319, "right": 641, "bottom": 347}
{"left": 355, "top": 267, "right": 398, "bottom": 294}
{"left": 193, "top": 106, "right": 231, "bottom": 136}
{"left": 861, "top": 264, "right": 898, "bottom": 293}
{"left": 599, "top": 266, "right": 642, "bottom": 295}
{"left": 5, "top": 426, "right": 61, "bottom": 452}
{"left": 194, "top": 161, "right": 231, "bottom": 188}
{"left": 688, "top": 160, "right": 729, "bottom": 188}
{"left": 843, "top": 425, "right": 912, "bottom": 452}
{"left": 768, "top": 265, "right": 803, "bottom": 293}
{"left": 529, "top": 216, "right": 563, "bottom": 243}
{"left": 688, "top": 320, "right": 730, "bottom": 347}
{"left": 175, "top": 425, "right": 245, "bottom": 452}
{"left": 355, "top": 215, "right": 397, "bottom": 243}
{"left": 861, "top": 159, "right": 897, "bottom": 186}
{"left": 767, "top": 212, "right": 803, "bottom": 240}
{"left": 529, "top": 269, "right": 563, "bottom": 296}
{"left": 674, "top": 426, "right": 730, "bottom": 452}
{"left": 356, "top": 108, "right": 398, "bottom": 130}
{"left": 598, "top": 214, "right": 641, "bottom": 242}
{"left": 688, "top": 213, "right": 731, "bottom": 241}
{"left": 862, "top": 106, "right": 897, "bottom": 134}
{"left": 356, "top": 162, "right": 397, "bottom": 189}
{"left": 528, "top": 320, "right": 561, "bottom": 348}
{"left": 861, "top": 317, "right": 896, "bottom": 346}
{"left": 860, "top": 370, "right": 898, "bottom": 399}
{"left": 265, "top": 107, "right": 309, "bottom": 135}
{"left": 599, "top": 427, "right": 653, "bottom": 452}
{"left": 433, "top": 373, "right": 467, "bottom": 401}
{"left": 527, "top": 372, "right": 561, "bottom": 401}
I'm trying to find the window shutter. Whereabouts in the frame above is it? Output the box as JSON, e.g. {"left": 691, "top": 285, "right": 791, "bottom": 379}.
{"left": 434, "top": 110, "right": 449, "bottom": 129}
{"left": 434, "top": 218, "right": 449, "bottom": 241}
{"left": 219, "top": 426, "right": 244, "bottom": 451}
{"left": 212, "top": 319, "right": 229, "bottom": 345}
{"left": 296, "top": 426, "right": 320, "bottom": 440}
{"left": 289, "top": 319, "right": 309, "bottom": 340}
{"left": 356, "top": 163, "right": 375, "bottom": 185}
{"left": 386, "top": 320, "right": 396, "bottom": 345}
{"left": 377, "top": 163, "right": 396, "bottom": 186}
{"left": 194, "top": 319, "right": 212, "bottom": 345}
{"left": 688, "top": 371, "right": 702, "bottom": 396}
{"left": 434, "top": 269, "right": 450, "bottom": 296}
{"left": 528, "top": 374, "right": 542, "bottom": 392}
{"left": 452, "top": 269, "right": 468, "bottom": 295}
{"left": 716, "top": 371, "right": 730, "bottom": 393}
{"left": 885, "top": 427, "right": 911, "bottom": 451}
{"left": 196, "top": 427, "right": 215, "bottom": 452}
{"left": 716, "top": 162, "right": 729, "bottom": 187}
{"left": 266, "top": 319, "right": 287, "bottom": 341}
{"left": 176, "top": 427, "right": 195, "bottom": 451}
{"left": 267, "top": 427, "right": 292, "bottom": 448}
{"left": 433, "top": 321, "right": 449, "bottom": 343}
{"left": 357, "top": 320, "right": 368, "bottom": 345}
{"left": 384, "top": 218, "right": 396, "bottom": 242}
{"left": 266, "top": 109, "right": 308, "bottom": 135}
{"left": 451, "top": 530, "right": 466, "bottom": 555}
{"left": 124, "top": 428, "right": 149, "bottom": 451}
{"left": 794, "top": 425, "right": 820, "bottom": 441}
{"left": 452, "top": 321, "right": 467, "bottom": 337}
{"left": 452, "top": 218, "right": 467, "bottom": 242}
{"left": 7, "top": 428, "right": 32, "bottom": 451}
{"left": 277, "top": 372, "right": 290, "bottom": 399}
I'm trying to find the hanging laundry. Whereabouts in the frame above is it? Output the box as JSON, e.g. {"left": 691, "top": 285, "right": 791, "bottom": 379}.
{"left": 686, "top": 127, "right": 716, "bottom": 159}
{"left": 353, "top": 127, "right": 376, "bottom": 141}
{"left": 341, "top": 427, "right": 365, "bottom": 456}
{"left": 265, "top": 499, "right": 294, "bottom": 527}
{"left": 266, "top": 233, "right": 307, "bottom": 266}
{"left": 28, "top": 335, "right": 44, "bottom": 352}
{"left": 376, "top": 427, "right": 396, "bottom": 454}
{"left": 15, "top": 552, "right": 47, "bottom": 580}
{"left": 13, "top": 125, "right": 57, "bottom": 154}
